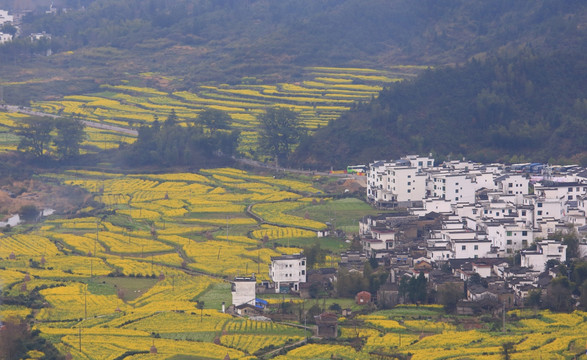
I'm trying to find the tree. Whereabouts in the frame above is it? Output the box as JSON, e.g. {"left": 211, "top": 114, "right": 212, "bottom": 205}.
{"left": 199, "top": 108, "right": 231, "bottom": 133}
{"left": 399, "top": 273, "right": 428, "bottom": 304}
{"left": 303, "top": 243, "right": 326, "bottom": 269}
{"left": 196, "top": 300, "right": 205, "bottom": 322}
{"left": 543, "top": 276, "right": 573, "bottom": 311}
{"left": 164, "top": 109, "right": 178, "bottom": 127}
{"left": 258, "top": 107, "right": 304, "bottom": 166}
{"left": 0, "top": 23, "right": 17, "bottom": 36}
{"left": 16, "top": 116, "right": 54, "bottom": 158}
{"left": 437, "top": 283, "right": 464, "bottom": 313}
{"left": 501, "top": 342, "right": 515, "bottom": 360}
{"left": 524, "top": 289, "right": 542, "bottom": 308}
{"left": 54, "top": 117, "right": 86, "bottom": 161}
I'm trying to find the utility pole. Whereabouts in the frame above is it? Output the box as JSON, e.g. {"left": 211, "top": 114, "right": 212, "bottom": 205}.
{"left": 502, "top": 300, "right": 506, "bottom": 332}
{"left": 94, "top": 221, "right": 99, "bottom": 256}
{"left": 84, "top": 287, "right": 87, "bottom": 320}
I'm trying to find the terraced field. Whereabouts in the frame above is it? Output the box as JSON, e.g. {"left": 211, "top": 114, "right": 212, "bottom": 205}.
{"left": 23, "top": 66, "right": 419, "bottom": 155}
{"left": 1, "top": 168, "right": 586, "bottom": 359}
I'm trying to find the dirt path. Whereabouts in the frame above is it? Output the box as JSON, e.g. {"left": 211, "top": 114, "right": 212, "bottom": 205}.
{"left": 2, "top": 104, "right": 138, "bottom": 136}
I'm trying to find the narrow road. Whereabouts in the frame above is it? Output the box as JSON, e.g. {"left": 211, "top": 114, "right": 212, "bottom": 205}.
{"left": 1, "top": 104, "right": 138, "bottom": 136}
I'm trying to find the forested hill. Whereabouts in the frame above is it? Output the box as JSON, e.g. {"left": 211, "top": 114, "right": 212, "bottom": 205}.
{"left": 291, "top": 51, "right": 587, "bottom": 169}
{"left": 2, "top": 0, "right": 586, "bottom": 91}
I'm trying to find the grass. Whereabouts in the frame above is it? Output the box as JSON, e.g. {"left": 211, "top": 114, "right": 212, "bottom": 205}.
{"left": 90, "top": 276, "right": 159, "bottom": 302}
{"left": 289, "top": 198, "right": 387, "bottom": 234}
{"left": 273, "top": 236, "right": 348, "bottom": 252}
{"left": 196, "top": 282, "right": 232, "bottom": 311}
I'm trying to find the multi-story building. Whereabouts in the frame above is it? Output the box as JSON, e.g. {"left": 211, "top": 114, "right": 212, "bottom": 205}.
{"left": 231, "top": 276, "right": 256, "bottom": 307}
{"left": 521, "top": 240, "right": 567, "bottom": 272}
{"left": 269, "top": 254, "right": 306, "bottom": 293}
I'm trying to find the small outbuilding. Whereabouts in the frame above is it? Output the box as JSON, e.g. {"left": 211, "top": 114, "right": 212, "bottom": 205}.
{"left": 355, "top": 291, "right": 371, "bottom": 305}
{"left": 314, "top": 312, "right": 338, "bottom": 338}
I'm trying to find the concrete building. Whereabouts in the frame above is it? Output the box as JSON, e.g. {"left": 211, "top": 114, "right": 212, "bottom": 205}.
{"left": 521, "top": 240, "right": 567, "bottom": 273}
{"left": 269, "top": 254, "right": 306, "bottom": 293}
{"left": 231, "top": 276, "right": 256, "bottom": 307}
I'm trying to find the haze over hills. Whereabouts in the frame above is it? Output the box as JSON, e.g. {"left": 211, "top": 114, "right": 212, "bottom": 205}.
{"left": 291, "top": 50, "right": 587, "bottom": 168}
{"left": 0, "top": 0, "right": 585, "bottom": 165}
{"left": 1, "top": 0, "right": 585, "bottom": 92}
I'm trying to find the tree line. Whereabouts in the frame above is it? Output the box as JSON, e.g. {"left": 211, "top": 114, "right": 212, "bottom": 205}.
{"left": 292, "top": 49, "right": 587, "bottom": 169}
{"left": 16, "top": 115, "right": 85, "bottom": 162}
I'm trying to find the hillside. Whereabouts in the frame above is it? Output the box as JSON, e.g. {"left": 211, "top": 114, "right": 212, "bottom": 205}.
{"left": 1, "top": 0, "right": 585, "bottom": 102}
{"left": 291, "top": 50, "right": 587, "bottom": 168}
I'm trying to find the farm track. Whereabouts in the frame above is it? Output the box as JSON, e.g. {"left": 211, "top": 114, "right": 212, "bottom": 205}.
{"left": 2, "top": 104, "right": 139, "bottom": 136}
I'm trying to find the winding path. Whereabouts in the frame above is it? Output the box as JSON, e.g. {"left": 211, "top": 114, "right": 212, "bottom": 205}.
{"left": 1, "top": 104, "right": 138, "bottom": 136}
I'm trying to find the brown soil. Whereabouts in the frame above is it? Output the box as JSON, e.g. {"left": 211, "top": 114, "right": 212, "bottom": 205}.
{"left": 0, "top": 179, "right": 93, "bottom": 220}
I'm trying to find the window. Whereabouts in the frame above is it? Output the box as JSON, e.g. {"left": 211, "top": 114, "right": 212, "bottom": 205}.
{"left": 407, "top": 181, "right": 411, "bottom": 186}
{"left": 455, "top": 189, "right": 459, "bottom": 193}
{"left": 301, "top": 270, "right": 305, "bottom": 275}
{"left": 301, "top": 260, "right": 305, "bottom": 266}
{"left": 568, "top": 195, "right": 573, "bottom": 200}
{"left": 472, "top": 209, "right": 478, "bottom": 214}
{"left": 568, "top": 187, "right": 573, "bottom": 192}
{"left": 522, "top": 240, "right": 528, "bottom": 247}
{"left": 461, "top": 245, "right": 466, "bottom": 250}
{"left": 407, "top": 189, "right": 411, "bottom": 193}
{"left": 506, "top": 231, "right": 512, "bottom": 236}
{"left": 522, "top": 231, "right": 528, "bottom": 236}
{"left": 474, "top": 245, "right": 479, "bottom": 250}
{"left": 507, "top": 240, "right": 512, "bottom": 245}
{"left": 522, "top": 210, "right": 526, "bottom": 216}
{"left": 537, "top": 203, "right": 543, "bottom": 207}
{"left": 537, "top": 210, "right": 542, "bottom": 215}
{"left": 509, "top": 183, "right": 513, "bottom": 188}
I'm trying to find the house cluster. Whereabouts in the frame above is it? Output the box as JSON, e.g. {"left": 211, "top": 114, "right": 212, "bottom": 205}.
{"left": 363, "top": 155, "right": 587, "bottom": 308}
{"left": 0, "top": 9, "right": 14, "bottom": 44}
{"left": 0, "top": 8, "right": 53, "bottom": 46}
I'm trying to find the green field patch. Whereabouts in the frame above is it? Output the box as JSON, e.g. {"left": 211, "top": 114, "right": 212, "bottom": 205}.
{"left": 195, "top": 282, "right": 231, "bottom": 311}
{"left": 93, "top": 276, "right": 159, "bottom": 302}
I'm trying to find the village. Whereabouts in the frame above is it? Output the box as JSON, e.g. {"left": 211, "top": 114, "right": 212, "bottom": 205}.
{"left": 228, "top": 155, "right": 587, "bottom": 331}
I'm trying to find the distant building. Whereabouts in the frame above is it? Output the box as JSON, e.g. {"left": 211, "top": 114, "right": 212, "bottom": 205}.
{"left": 0, "top": 32, "right": 11, "bottom": 43}
{"left": 0, "top": 10, "right": 13, "bottom": 25}
{"left": 355, "top": 291, "right": 371, "bottom": 305}
{"left": 269, "top": 254, "right": 306, "bottom": 293}
{"left": 231, "top": 276, "right": 256, "bottom": 307}
{"left": 521, "top": 240, "right": 567, "bottom": 273}
{"left": 314, "top": 312, "right": 338, "bottom": 338}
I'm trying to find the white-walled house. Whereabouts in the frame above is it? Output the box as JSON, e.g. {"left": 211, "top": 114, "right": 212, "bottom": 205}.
{"left": 429, "top": 173, "right": 476, "bottom": 204}
{"left": 494, "top": 174, "right": 529, "bottom": 204}
{"left": 269, "top": 254, "right": 306, "bottom": 293}
{"left": 481, "top": 221, "right": 534, "bottom": 254}
{"left": 451, "top": 238, "right": 492, "bottom": 259}
{"left": 403, "top": 154, "right": 435, "bottom": 171}
{"left": 523, "top": 195, "right": 564, "bottom": 224}
{"left": 231, "top": 276, "right": 256, "bottom": 307}
{"left": 535, "top": 182, "right": 587, "bottom": 202}
{"left": 367, "top": 160, "right": 427, "bottom": 206}
{"left": 521, "top": 240, "right": 567, "bottom": 272}
{"left": 0, "top": 10, "right": 13, "bottom": 25}
{"left": 0, "top": 32, "right": 11, "bottom": 43}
